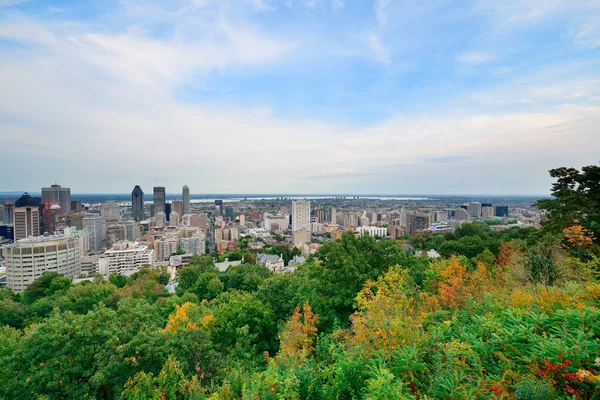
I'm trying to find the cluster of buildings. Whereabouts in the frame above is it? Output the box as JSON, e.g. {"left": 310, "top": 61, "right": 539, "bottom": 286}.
{"left": 0, "top": 182, "right": 541, "bottom": 293}
{"left": 0, "top": 183, "right": 208, "bottom": 292}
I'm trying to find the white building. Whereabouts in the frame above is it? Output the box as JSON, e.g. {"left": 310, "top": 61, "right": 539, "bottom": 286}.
{"left": 179, "top": 234, "right": 206, "bottom": 255}
{"left": 257, "top": 253, "right": 285, "bottom": 273}
{"left": 81, "top": 253, "right": 100, "bottom": 276}
{"left": 482, "top": 206, "right": 495, "bottom": 219}
{"left": 170, "top": 211, "right": 180, "bottom": 227}
{"left": 355, "top": 226, "right": 388, "bottom": 237}
{"left": 264, "top": 213, "right": 289, "bottom": 231}
{"left": 83, "top": 214, "right": 103, "bottom": 250}
{"left": 3, "top": 234, "right": 81, "bottom": 292}
{"left": 64, "top": 226, "right": 90, "bottom": 255}
{"left": 154, "top": 212, "right": 167, "bottom": 228}
{"left": 292, "top": 199, "right": 311, "bottom": 232}
{"left": 98, "top": 242, "right": 154, "bottom": 276}
{"left": 155, "top": 238, "right": 179, "bottom": 261}
{"left": 467, "top": 202, "right": 482, "bottom": 218}
{"left": 101, "top": 201, "right": 121, "bottom": 220}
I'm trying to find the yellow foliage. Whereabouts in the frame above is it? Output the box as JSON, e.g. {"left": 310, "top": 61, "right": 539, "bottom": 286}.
{"left": 163, "top": 302, "right": 198, "bottom": 334}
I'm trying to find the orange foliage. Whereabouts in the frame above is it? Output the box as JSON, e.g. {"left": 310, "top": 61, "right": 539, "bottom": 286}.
{"left": 563, "top": 224, "right": 595, "bottom": 249}
{"left": 438, "top": 257, "right": 469, "bottom": 309}
{"left": 279, "top": 303, "right": 319, "bottom": 361}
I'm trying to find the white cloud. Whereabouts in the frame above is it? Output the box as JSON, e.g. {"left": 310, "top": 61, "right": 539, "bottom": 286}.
{"left": 374, "top": 0, "right": 390, "bottom": 28}
{"left": 366, "top": 32, "right": 390, "bottom": 64}
{"left": 457, "top": 51, "right": 495, "bottom": 64}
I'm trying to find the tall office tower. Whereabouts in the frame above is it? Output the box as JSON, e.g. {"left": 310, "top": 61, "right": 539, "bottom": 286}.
{"left": 131, "top": 185, "right": 145, "bottom": 219}
{"left": 41, "top": 183, "right": 71, "bottom": 212}
{"left": 215, "top": 200, "right": 223, "bottom": 216}
{"left": 14, "top": 207, "right": 40, "bottom": 240}
{"left": 0, "top": 204, "right": 4, "bottom": 223}
{"left": 101, "top": 201, "right": 121, "bottom": 220}
{"left": 165, "top": 203, "right": 172, "bottom": 221}
{"left": 4, "top": 234, "right": 81, "bottom": 292}
{"left": 3, "top": 202, "right": 14, "bottom": 224}
{"left": 83, "top": 214, "right": 103, "bottom": 250}
{"left": 292, "top": 199, "right": 311, "bottom": 232}
{"left": 238, "top": 214, "right": 246, "bottom": 227}
{"left": 467, "top": 202, "right": 482, "bottom": 218}
{"left": 225, "top": 206, "right": 234, "bottom": 219}
{"left": 43, "top": 202, "right": 61, "bottom": 233}
{"left": 153, "top": 187, "right": 166, "bottom": 215}
{"left": 182, "top": 185, "right": 190, "bottom": 215}
{"left": 330, "top": 207, "right": 337, "bottom": 224}
{"left": 172, "top": 200, "right": 183, "bottom": 221}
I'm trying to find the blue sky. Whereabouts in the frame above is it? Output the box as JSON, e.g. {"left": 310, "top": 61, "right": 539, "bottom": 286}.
{"left": 1, "top": 0, "right": 599, "bottom": 194}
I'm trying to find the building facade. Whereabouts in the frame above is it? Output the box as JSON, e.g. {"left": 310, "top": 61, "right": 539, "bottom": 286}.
{"left": 131, "top": 185, "right": 144, "bottom": 219}
{"left": 83, "top": 214, "right": 103, "bottom": 250}
{"left": 153, "top": 187, "right": 166, "bottom": 215}
{"left": 41, "top": 184, "right": 71, "bottom": 213}
{"left": 98, "top": 242, "right": 154, "bottom": 276}
{"left": 292, "top": 199, "right": 311, "bottom": 232}
{"left": 4, "top": 234, "right": 81, "bottom": 292}
{"left": 14, "top": 206, "right": 40, "bottom": 240}
{"left": 182, "top": 185, "right": 191, "bottom": 215}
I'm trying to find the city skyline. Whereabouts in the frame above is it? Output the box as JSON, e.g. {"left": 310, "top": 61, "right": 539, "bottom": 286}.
{"left": 1, "top": 1, "right": 599, "bottom": 194}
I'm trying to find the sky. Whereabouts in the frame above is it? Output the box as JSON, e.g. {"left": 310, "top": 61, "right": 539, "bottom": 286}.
{"left": 1, "top": 0, "right": 599, "bottom": 195}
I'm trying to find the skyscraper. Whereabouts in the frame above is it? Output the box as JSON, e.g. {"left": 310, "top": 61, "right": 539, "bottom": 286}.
{"left": 131, "top": 185, "right": 144, "bottom": 219}
{"left": 153, "top": 187, "right": 166, "bottom": 215}
{"left": 292, "top": 199, "right": 311, "bottom": 232}
{"left": 172, "top": 200, "right": 184, "bottom": 221}
{"left": 182, "top": 185, "right": 190, "bottom": 215}
{"left": 467, "top": 202, "right": 482, "bottom": 218}
{"left": 83, "top": 214, "right": 103, "bottom": 250}
{"left": 41, "top": 183, "right": 71, "bottom": 212}
{"left": 14, "top": 207, "right": 40, "bottom": 240}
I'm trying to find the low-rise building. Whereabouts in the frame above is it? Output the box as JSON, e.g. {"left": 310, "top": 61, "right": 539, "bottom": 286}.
{"left": 257, "top": 253, "right": 284, "bottom": 273}
{"left": 98, "top": 242, "right": 154, "bottom": 276}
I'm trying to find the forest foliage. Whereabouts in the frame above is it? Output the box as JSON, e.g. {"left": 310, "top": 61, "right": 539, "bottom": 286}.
{"left": 1, "top": 164, "right": 599, "bottom": 399}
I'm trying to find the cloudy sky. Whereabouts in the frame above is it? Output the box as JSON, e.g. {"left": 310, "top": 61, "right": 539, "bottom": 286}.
{"left": 1, "top": 0, "right": 599, "bottom": 195}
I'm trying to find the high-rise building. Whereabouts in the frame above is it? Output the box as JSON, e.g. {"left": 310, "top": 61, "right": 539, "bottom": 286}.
{"left": 70, "top": 200, "right": 82, "bottom": 212}
{"left": 407, "top": 213, "right": 430, "bottom": 235}
{"left": 179, "top": 234, "right": 206, "bottom": 255}
{"left": 165, "top": 203, "right": 171, "bottom": 221}
{"left": 154, "top": 212, "right": 167, "bottom": 228}
{"left": 55, "top": 211, "right": 85, "bottom": 232}
{"left": 330, "top": 207, "right": 337, "bottom": 224}
{"left": 131, "top": 185, "right": 144, "bottom": 219}
{"left": 182, "top": 214, "right": 208, "bottom": 232}
{"left": 101, "top": 201, "right": 121, "bottom": 220}
{"left": 225, "top": 206, "right": 234, "bottom": 219}
{"left": 482, "top": 206, "right": 495, "bottom": 219}
{"left": 172, "top": 200, "right": 183, "bottom": 222}
{"left": 3, "top": 202, "right": 14, "bottom": 225}
{"left": 292, "top": 199, "right": 311, "bottom": 232}
{"left": 41, "top": 184, "right": 71, "bottom": 213}
{"left": 239, "top": 214, "right": 246, "bottom": 227}
{"left": 454, "top": 208, "right": 470, "bottom": 221}
{"left": 170, "top": 211, "right": 180, "bottom": 226}
{"left": 83, "top": 214, "right": 103, "bottom": 250}
{"left": 43, "top": 202, "right": 61, "bottom": 234}
{"left": 495, "top": 206, "right": 509, "bottom": 217}
{"left": 182, "top": 185, "right": 190, "bottom": 215}
{"left": 4, "top": 234, "right": 81, "bottom": 292}
{"left": 14, "top": 207, "right": 40, "bottom": 240}
{"left": 155, "top": 238, "right": 179, "bottom": 261}
{"left": 215, "top": 200, "right": 224, "bottom": 216}
{"left": 313, "top": 207, "right": 326, "bottom": 223}
{"left": 153, "top": 187, "right": 166, "bottom": 215}
{"left": 467, "top": 202, "right": 482, "bottom": 218}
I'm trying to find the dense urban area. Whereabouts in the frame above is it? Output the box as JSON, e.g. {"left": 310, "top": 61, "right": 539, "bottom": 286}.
{"left": 0, "top": 164, "right": 599, "bottom": 399}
